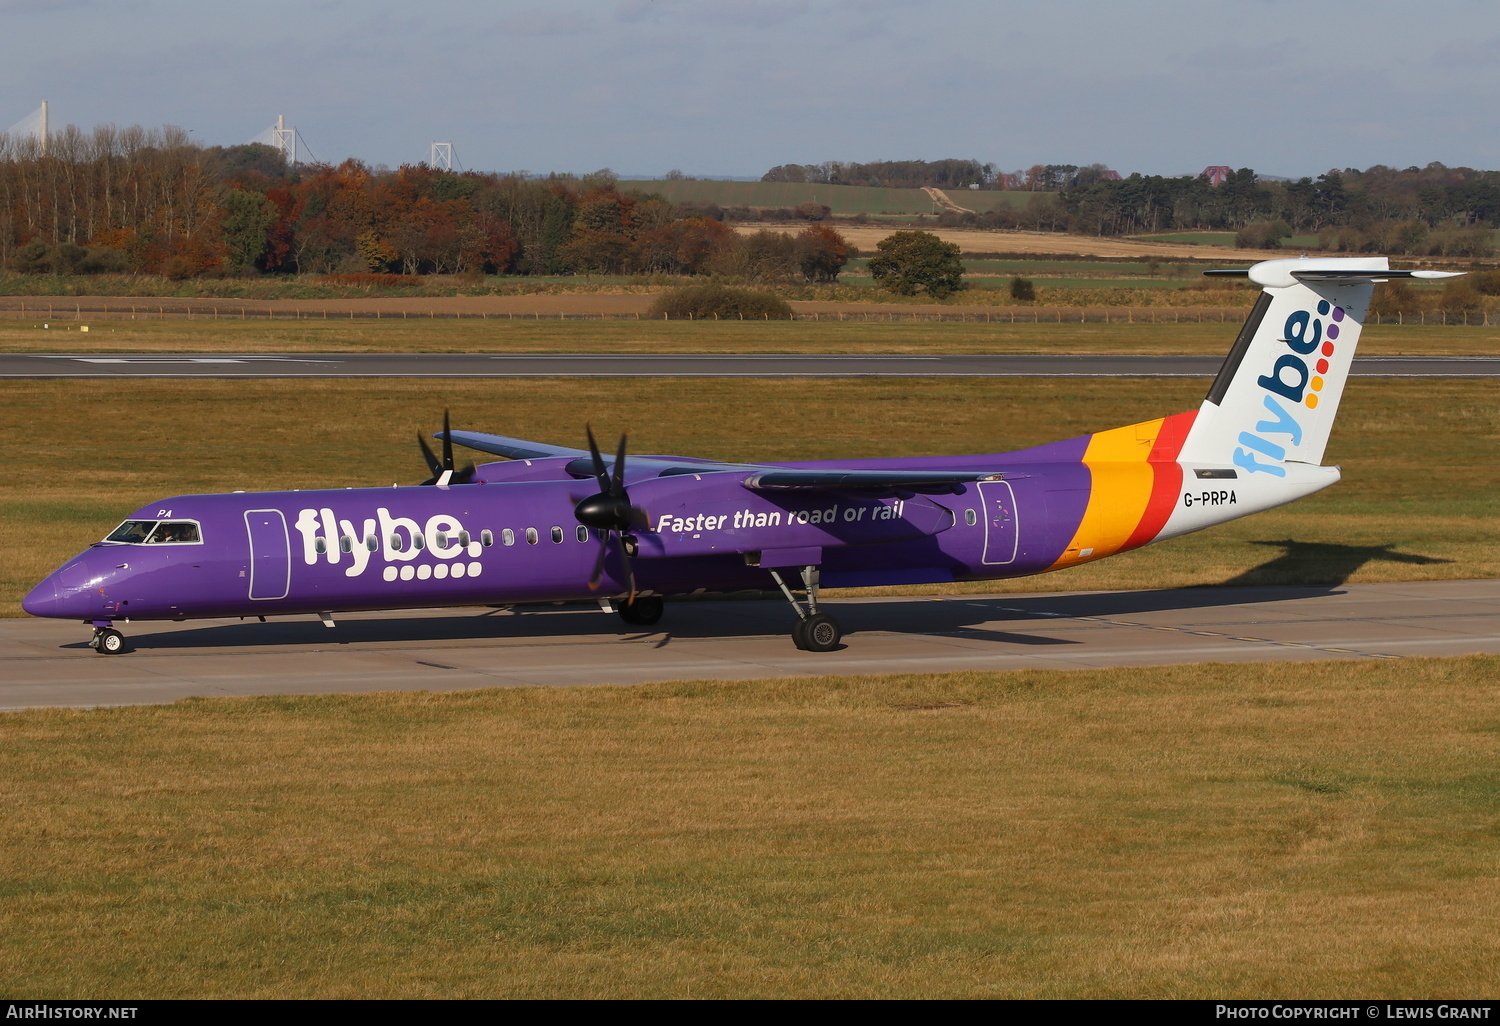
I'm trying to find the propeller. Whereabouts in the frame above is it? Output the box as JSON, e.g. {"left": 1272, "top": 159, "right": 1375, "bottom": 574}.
{"left": 418, "top": 410, "right": 476, "bottom": 486}
{"left": 574, "top": 426, "right": 649, "bottom": 600}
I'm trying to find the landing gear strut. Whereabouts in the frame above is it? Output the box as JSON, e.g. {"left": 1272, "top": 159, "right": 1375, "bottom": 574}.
{"left": 769, "top": 565, "right": 842, "bottom": 652}
{"left": 91, "top": 625, "right": 126, "bottom": 655}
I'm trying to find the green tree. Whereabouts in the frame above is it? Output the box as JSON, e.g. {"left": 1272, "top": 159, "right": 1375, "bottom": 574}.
{"left": 866, "top": 230, "right": 966, "bottom": 298}
{"left": 220, "top": 187, "right": 277, "bottom": 273}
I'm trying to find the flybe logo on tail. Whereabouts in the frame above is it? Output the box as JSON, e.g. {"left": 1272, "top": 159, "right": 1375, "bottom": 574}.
{"left": 1236, "top": 299, "right": 1346, "bottom": 477}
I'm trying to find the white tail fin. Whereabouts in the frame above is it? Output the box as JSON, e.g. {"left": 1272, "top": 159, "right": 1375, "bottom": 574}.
{"left": 1177, "top": 257, "right": 1460, "bottom": 475}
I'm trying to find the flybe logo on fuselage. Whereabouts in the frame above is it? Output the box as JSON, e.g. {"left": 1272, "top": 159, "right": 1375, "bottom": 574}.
{"left": 293, "top": 507, "right": 485, "bottom": 583}
{"left": 1235, "top": 299, "right": 1346, "bottom": 477}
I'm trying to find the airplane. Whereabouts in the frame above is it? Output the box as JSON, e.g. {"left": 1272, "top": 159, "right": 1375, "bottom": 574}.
{"left": 24, "top": 256, "right": 1458, "bottom": 655}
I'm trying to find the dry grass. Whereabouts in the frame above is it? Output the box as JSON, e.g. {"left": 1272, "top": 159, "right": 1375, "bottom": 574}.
{"left": 2, "top": 377, "right": 1494, "bottom": 615}
{"left": 0, "top": 656, "right": 1496, "bottom": 997}
{"left": 0, "top": 316, "right": 1493, "bottom": 355}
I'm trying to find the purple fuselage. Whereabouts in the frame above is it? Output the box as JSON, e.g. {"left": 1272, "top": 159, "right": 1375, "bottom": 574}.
{"left": 23, "top": 441, "right": 1092, "bottom": 625}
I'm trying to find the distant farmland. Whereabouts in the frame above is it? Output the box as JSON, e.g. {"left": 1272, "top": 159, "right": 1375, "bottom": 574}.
{"left": 626, "top": 179, "right": 1041, "bottom": 216}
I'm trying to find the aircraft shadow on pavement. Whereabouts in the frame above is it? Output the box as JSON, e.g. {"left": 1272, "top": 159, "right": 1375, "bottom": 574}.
{"left": 92, "top": 578, "right": 1392, "bottom": 654}
{"left": 1222, "top": 539, "right": 1452, "bottom": 588}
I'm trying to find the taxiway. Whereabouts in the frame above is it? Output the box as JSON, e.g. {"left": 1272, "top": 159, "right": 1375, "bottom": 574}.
{"left": 2, "top": 580, "right": 1496, "bottom": 711}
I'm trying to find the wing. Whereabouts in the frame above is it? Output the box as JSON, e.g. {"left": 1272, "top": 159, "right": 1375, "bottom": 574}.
{"left": 441, "top": 430, "right": 590, "bottom": 462}
{"left": 735, "top": 468, "right": 1003, "bottom": 495}
{"left": 444, "top": 430, "right": 1003, "bottom": 493}
{"left": 443, "top": 430, "right": 752, "bottom": 478}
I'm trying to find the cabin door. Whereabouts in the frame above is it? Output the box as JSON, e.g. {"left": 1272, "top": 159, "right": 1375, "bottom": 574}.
{"left": 977, "top": 480, "right": 1019, "bottom": 565}
{"left": 244, "top": 509, "right": 291, "bottom": 600}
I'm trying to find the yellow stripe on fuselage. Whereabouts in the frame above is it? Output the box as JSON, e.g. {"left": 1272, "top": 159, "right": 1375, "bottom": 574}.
{"left": 1048, "top": 418, "right": 1165, "bottom": 570}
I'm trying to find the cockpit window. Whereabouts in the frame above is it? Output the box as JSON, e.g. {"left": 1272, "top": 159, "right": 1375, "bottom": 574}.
{"left": 104, "top": 520, "right": 202, "bottom": 544}
{"left": 105, "top": 520, "right": 157, "bottom": 544}
{"left": 147, "top": 521, "right": 202, "bottom": 544}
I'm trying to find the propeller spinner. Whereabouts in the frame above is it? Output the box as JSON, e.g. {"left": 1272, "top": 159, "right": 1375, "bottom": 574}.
{"left": 575, "top": 426, "right": 649, "bottom": 599}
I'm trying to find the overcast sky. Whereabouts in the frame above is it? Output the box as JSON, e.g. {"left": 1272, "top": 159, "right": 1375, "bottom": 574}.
{"left": 4, "top": 0, "right": 1498, "bottom": 179}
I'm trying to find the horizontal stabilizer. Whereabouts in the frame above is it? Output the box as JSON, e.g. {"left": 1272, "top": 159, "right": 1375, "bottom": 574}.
{"left": 1206, "top": 268, "right": 1461, "bottom": 285}
{"left": 1203, "top": 258, "right": 1464, "bottom": 289}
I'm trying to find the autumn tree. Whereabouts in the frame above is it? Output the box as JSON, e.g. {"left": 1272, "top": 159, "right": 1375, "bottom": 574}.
{"left": 867, "top": 230, "right": 966, "bottom": 298}
{"left": 794, "top": 224, "right": 851, "bottom": 282}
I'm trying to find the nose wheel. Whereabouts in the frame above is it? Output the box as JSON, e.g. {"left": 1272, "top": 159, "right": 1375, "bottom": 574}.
{"left": 91, "top": 626, "right": 126, "bottom": 655}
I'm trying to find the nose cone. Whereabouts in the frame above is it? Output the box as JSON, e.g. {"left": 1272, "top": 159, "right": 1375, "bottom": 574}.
{"left": 23, "top": 559, "right": 102, "bottom": 620}
{"left": 21, "top": 576, "right": 61, "bottom": 617}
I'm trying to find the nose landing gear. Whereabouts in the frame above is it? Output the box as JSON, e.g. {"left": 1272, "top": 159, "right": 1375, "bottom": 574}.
{"left": 91, "top": 624, "right": 126, "bottom": 655}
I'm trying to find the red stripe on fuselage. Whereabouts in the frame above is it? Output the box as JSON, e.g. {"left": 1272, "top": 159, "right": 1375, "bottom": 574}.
{"left": 1123, "top": 410, "right": 1197, "bottom": 551}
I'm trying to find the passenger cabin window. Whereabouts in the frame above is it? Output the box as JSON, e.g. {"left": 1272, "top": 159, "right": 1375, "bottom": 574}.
{"left": 964, "top": 509, "right": 978, "bottom": 526}
{"left": 576, "top": 526, "right": 589, "bottom": 543}
{"left": 525, "top": 528, "right": 539, "bottom": 546}
{"left": 550, "top": 526, "right": 564, "bottom": 544}
{"left": 481, "top": 529, "right": 494, "bottom": 547}
{"left": 500, "top": 529, "right": 514, "bottom": 547}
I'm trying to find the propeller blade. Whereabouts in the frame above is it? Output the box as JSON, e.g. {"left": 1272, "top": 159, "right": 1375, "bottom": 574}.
{"left": 441, "top": 409, "right": 455, "bottom": 472}
{"left": 617, "top": 535, "right": 638, "bottom": 605}
{"left": 417, "top": 433, "right": 443, "bottom": 478}
{"left": 585, "top": 425, "right": 609, "bottom": 493}
{"left": 587, "top": 536, "right": 608, "bottom": 591}
{"left": 611, "top": 432, "right": 628, "bottom": 495}
{"left": 452, "top": 461, "right": 477, "bottom": 485}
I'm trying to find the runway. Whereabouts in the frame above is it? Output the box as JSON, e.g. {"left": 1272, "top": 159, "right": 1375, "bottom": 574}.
{"left": 3, "top": 580, "right": 1496, "bottom": 711}
{"left": 4, "top": 353, "right": 1500, "bottom": 378}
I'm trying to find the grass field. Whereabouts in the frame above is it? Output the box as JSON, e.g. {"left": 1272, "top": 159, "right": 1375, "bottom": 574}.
{"left": 3, "top": 376, "right": 1493, "bottom": 615}
{"left": 1, "top": 316, "right": 1493, "bottom": 355}
{"left": 2, "top": 655, "right": 1497, "bottom": 997}
{"left": 629, "top": 178, "right": 1037, "bottom": 216}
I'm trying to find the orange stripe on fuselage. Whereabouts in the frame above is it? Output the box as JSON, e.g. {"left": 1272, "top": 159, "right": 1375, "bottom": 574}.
{"left": 1046, "top": 409, "right": 1197, "bottom": 571}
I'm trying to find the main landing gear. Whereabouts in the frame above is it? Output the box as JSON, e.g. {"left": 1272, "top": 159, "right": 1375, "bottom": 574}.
{"left": 768, "top": 566, "right": 843, "bottom": 653}
{"left": 618, "top": 595, "right": 664, "bottom": 627}
{"left": 90, "top": 623, "right": 126, "bottom": 655}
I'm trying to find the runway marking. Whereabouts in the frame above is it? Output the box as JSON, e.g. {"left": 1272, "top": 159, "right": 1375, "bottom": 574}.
{"left": 995, "top": 606, "right": 1404, "bottom": 660}
{"left": 32, "top": 356, "right": 343, "bottom": 364}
